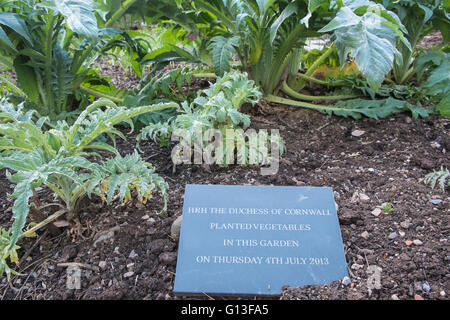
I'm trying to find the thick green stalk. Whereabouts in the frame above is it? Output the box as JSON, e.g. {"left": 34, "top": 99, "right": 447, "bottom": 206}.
{"left": 288, "top": 48, "right": 303, "bottom": 76}
{"left": 44, "top": 13, "right": 56, "bottom": 114}
{"left": 79, "top": 85, "right": 124, "bottom": 103}
{"left": 46, "top": 181, "right": 67, "bottom": 202}
{"left": 266, "top": 94, "right": 330, "bottom": 110}
{"left": 104, "top": 0, "right": 139, "bottom": 28}
{"left": 34, "top": 71, "right": 48, "bottom": 115}
{"left": 20, "top": 209, "right": 67, "bottom": 239}
{"left": 398, "top": 66, "right": 415, "bottom": 85}
{"left": 68, "top": 188, "right": 87, "bottom": 220}
{"left": 305, "top": 45, "right": 335, "bottom": 77}
{"left": 296, "top": 72, "right": 345, "bottom": 87}
{"left": 0, "top": 75, "right": 26, "bottom": 97}
{"left": 297, "top": 73, "right": 328, "bottom": 86}
{"left": 295, "top": 44, "right": 335, "bottom": 91}
{"left": 393, "top": 21, "right": 424, "bottom": 84}
{"left": 263, "top": 24, "right": 305, "bottom": 94}
{"left": 281, "top": 81, "right": 359, "bottom": 101}
{"left": 192, "top": 73, "right": 217, "bottom": 78}
{"left": 63, "top": 30, "right": 75, "bottom": 51}
{"left": 195, "top": 0, "right": 237, "bottom": 32}
{"left": 0, "top": 55, "right": 13, "bottom": 69}
{"left": 266, "top": 94, "right": 356, "bottom": 113}
{"left": 287, "top": 48, "right": 303, "bottom": 88}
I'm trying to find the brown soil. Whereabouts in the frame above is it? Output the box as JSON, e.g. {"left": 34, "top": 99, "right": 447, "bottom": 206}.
{"left": 0, "top": 101, "right": 448, "bottom": 300}
{"left": 417, "top": 31, "right": 444, "bottom": 50}
{"left": 0, "top": 31, "right": 449, "bottom": 301}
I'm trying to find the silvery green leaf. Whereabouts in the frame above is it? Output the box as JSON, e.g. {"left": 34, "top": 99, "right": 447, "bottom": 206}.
{"left": 38, "top": 0, "right": 98, "bottom": 41}
{"left": 331, "top": 0, "right": 375, "bottom": 10}
{"left": 0, "top": 25, "right": 16, "bottom": 53}
{"left": 8, "top": 179, "right": 34, "bottom": 257}
{"left": 0, "top": 12, "right": 32, "bottom": 44}
{"left": 271, "top": 2, "right": 297, "bottom": 40}
{"left": 423, "top": 58, "right": 450, "bottom": 97}
{"left": 320, "top": 7, "right": 401, "bottom": 90}
{"left": 207, "top": 36, "right": 240, "bottom": 77}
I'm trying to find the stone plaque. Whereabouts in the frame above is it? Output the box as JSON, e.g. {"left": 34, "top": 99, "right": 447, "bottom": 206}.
{"left": 174, "top": 184, "right": 348, "bottom": 295}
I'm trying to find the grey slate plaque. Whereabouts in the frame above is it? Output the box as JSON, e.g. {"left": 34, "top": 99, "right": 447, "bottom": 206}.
{"left": 174, "top": 184, "right": 348, "bottom": 295}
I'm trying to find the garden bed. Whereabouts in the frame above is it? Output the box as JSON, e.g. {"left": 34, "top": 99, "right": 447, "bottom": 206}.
{"left": 0, "top": 98, "right": 448, "bottom": 300}
{"left": 0, "top": 0, "right": 449, "bottom": 302}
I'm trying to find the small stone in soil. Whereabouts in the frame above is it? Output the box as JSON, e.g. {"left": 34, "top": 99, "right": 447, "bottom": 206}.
{"left": 414, "top": 281, "right": 423, "bottom": 291}
{"left": 123, "top": 271, "right": 134, "bottom": 278}
{"left": 422, "top": 282, "right": 430, "bottom": 292}
{"left": 342, "top": 276, "right": 351, "bottom": 286}
{"left": 351, "top": 263, "right": 364, "bottom": 270}
{"left": 388, "top": 232, "right": 397, "bottom": 240}
{"left": 429, "top": 199, "right": 442, "bottom": 205}
{"left": 430, "top": 141, "right": 441, "bottom": 148}
{"left": 359, "top": 193, "right": 370, "bottom": 201}
{"left": 400, "top": 220, "right": 410, "bottom": 229}
{"left": 98, "top": 261, "right": 107, "bottom": 270}
{"left": 361, "top": 231, "right": 370, "bottom": 239}
{"left": 170, "top": 215, "right": 183, "bottom": 241}
{"left": 129, "top": 249, "right": 138, "bottom": 259}
{"left": 150, "top": 239, "right": 165, "bottom": 254}
{"left": 413, "top": 239, "right": 423, "bottom": 246}
{"left": 371, "top": 208, "right": 382, "bottom": 217}
{"left": 391, "top": 294, "right": 400, "bottom": 300}
{"left": 351, "top": 130, "right": 366, "bottom": 137}
{"left": 159, "top": 252, "right": 177, "bottom": 266}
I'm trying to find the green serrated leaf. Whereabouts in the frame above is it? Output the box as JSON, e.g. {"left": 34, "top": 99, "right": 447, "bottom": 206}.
{"left": 39, "top": 0, "right": 99, "bottom": 41}
{"left": 13, "top": 56, "right": 39, "bottom": 104}
{"left": 207, "top": 36, "right": 240, "bottom": 77}
{"left": 320, "top": 7, "right": 402, "bottom": 91}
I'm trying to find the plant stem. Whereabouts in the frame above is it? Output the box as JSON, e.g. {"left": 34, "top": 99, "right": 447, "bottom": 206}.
{"left": 195, "top": 0, "right": 237, "bottom": 32}
{"left": 104, "top": 0, "right": 139, "bottom": 28}
{"left": 20, "top": 209, "right": 67, "bottom": 240}
{"left": 266, "top": 94, "right": 348, "bottom": 112}
{"left": 44, "top": 13, "right": 56, "bottom": 114}
{"left": 263, "top": 24, "right": 306, "bottom": 94}
{"left": 281, "top": 81, "right": 359, "bottom": 101}
{"left": 295, "top": 72, "right": 345, "bottom": 87}
{"left": 305, "top": 45, "right": 335, "bottom": 77}
{"left": 0, "top": 55, "right": 13, "bottom": 69}
{"left": 79, "top": 85, "right": 124, "bottom": 103}
{"left": 287, "top": 48, "right": 303, "bottom": 87}
{"left": 399, "top": 66, "right": 415, "bottom": 85}
{"left": 192, "top": 73, "right": 217, "bottom": 78}
{"left": 0, "top": 75, "right": 26, "bottom": 97}
{"left": 295, "top": 44, "right": 335, "bottom": 91}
